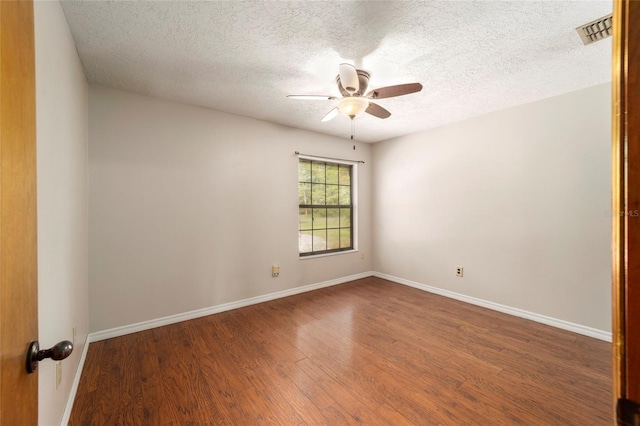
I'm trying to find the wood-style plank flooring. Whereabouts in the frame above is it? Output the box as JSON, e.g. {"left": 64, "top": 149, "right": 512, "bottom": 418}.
{"left": 69, "top": 277, "right": 611, "bottom": 425}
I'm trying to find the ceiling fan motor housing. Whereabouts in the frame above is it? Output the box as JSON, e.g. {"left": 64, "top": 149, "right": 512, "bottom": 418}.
{"left": 337, "top": 70, "right": 370, "bottom": 97}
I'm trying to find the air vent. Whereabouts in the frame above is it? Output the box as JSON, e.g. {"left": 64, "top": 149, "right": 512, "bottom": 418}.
{"left": 576, "top": 14, "right": 613, "bottom": 45}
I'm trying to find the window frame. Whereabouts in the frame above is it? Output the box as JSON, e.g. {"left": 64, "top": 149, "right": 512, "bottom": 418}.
{"left": 298, "top": 155, "right": 358, "bottom": 258}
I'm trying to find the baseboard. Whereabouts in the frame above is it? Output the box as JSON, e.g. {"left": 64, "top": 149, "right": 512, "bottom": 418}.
{"left": 89, "top": 270, "right": 611, "bottom": 343}
{"left": 89, "top": 271, "right": 375, "bottom": 342}
{"left": 60, "top": 333, "right": 91, "bottom": 426}
{"left": 373, "top": 272, "right": 612, "bottom": 342}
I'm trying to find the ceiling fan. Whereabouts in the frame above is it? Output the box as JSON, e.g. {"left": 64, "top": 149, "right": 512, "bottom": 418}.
{"left": 287, "top": 63, "right": 423, "bottom": 122}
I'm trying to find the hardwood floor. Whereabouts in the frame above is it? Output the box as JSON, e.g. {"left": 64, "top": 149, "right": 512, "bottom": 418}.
{"left": 69, "top": 277, "right": 611, "bottom": 425}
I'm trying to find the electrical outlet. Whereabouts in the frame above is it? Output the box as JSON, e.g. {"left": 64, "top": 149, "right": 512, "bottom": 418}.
{"left": 272, "top": 265, "right": 280, "bottom": 277}
{"left": 456, "top": 266, "right": 464, "bottom": 277}
{"left": 72, "top": 325, "right": 77, "bottom": 347}
{"left": 56, "top": 362, "right": 62, "bottom": 389}
{"left": 360, "top": 252, "right": 365, "bottom": 260}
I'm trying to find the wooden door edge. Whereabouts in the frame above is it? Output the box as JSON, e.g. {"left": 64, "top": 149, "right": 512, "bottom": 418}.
{"left": 611, "top": 0, "right": 627, "bottom": 408}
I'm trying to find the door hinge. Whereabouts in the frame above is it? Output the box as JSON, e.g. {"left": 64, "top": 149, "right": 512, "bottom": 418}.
{"left": 618, "top": 398, "right": 640, "bottom": 426}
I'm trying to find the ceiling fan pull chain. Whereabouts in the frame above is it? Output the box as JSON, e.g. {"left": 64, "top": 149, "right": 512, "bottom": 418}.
{"left": 351, "top": 119, "right": 357, "bottom": 150}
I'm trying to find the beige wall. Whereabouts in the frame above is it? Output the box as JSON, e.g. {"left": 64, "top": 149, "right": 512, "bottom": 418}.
{"left": 88, "top": 85, "right": 372, "bottom": 332}
{"left": 34, "top": 1, "right": 89, "bottom": 424}
{"left": 372, "top": 83, "right": 612, "bottom": 333}
{"left": 89, "top": 84, "right": 611, "bottom": 336}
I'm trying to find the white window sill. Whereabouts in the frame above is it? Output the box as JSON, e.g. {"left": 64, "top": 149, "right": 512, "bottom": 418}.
{"left": 299, "top": 249, "right": 358, "bottom": 260}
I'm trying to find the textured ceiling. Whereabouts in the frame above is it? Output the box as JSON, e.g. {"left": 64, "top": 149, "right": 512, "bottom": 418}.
{"left": 60, "top": 1, "right": 613, "bottom": 143}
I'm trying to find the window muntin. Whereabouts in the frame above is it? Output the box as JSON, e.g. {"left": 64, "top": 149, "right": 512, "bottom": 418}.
{"left": 298, "top": 159, "right": 353, "bottom": 256}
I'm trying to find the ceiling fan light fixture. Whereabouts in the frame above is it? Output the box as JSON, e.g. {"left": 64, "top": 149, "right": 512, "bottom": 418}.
{"left": 338, "top": 97, "right": 369, "bottom": 119}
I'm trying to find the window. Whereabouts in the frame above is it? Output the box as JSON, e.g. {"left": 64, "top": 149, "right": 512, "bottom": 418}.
{"left": 298, "top": 158, "right": 354, "bottom": 256}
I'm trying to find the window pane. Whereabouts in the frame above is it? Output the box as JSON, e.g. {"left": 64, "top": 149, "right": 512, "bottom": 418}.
{"left": 312, "top": 208, "right": 326, "bottom": 229}
{"left": 299, "top": 183, "right": 311, "bottom": 205}
{"left": 299, "top": 161, "right": 311, "bottom": 183}
{"left": 313, "top": 230, "right": 326, "bottom": 251}
{"left": 326, "top": 164, "right": 339, "bottom": 184}
{"left": 340, "top": 208, "right": 351, "bottom": 227}
{"left": 326, "top": 185, "right": 339, "bottom": 205}
{"left": 311, "top": 184, "right": 325, "bottom": 205}
{"left": 299, "top": 230, "right": 313, "bottom": 253}
{"left": 311, "top": 162, "right": 325, "bottom": 183}
{"left": 327, "top": 229, "right": 340, "bottom": 250}
{"left": 339, "top": 186, "right": 351, "bottom": 205}
{"left": 340, "top": 228, "right": 351, "bottom": 248}
{"left": 299, "top": 160, "right": 354, "bottom": 256}
{"left": 339, "top": 166, "right": 351, "bottom": 185}
{"left": 327, "top": 208, "right": 340, "bottom": 228}
{"left": 299, "top": 208, "right": 312, "bottom": 231}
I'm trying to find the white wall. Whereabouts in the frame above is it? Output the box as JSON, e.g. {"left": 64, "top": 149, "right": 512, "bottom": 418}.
{"left": 372, "top": 84, "right": 611, "bottom": 333}
{"left": 34, "top": 1, "right": 89, "bottom": 425}
{"left": 89, "top": 86, "right": 372, "bottom": 332}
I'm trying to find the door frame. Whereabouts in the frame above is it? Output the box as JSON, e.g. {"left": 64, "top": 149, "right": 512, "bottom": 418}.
{"left": 612, "top": 0, "right": 640, "bottom": 423}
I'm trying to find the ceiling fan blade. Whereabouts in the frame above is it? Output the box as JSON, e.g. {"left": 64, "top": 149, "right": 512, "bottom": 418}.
{"left": 366, "top": 83, "right": 423, "bottom": 99}
{"left": 365, "top": 102, "right": 391, "bottom": 119}
{"left": 287, "top": 95, "right": 338, "bottom": 100}
{"left": 339, "top": 63, "right": 359, "bottom": 94}
{"left": 321, "top": 107, "right": 339, "bottom": 122}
